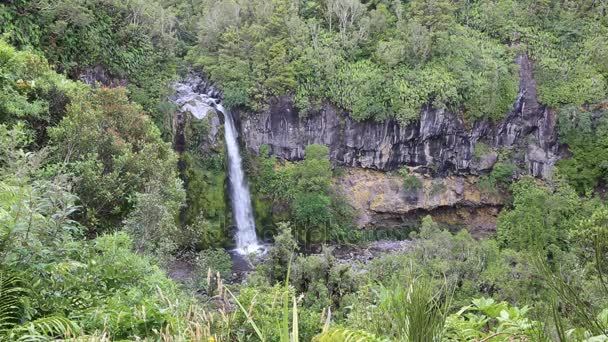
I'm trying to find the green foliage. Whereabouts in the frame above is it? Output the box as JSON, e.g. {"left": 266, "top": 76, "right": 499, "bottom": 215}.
{"left": 251, "top": 144, "right": 355, "bottom": 244}
{"left": 379, "top": 277, "right": 450, "bottom": 341}
{"left": 229, "top": 282, "right": 322, "bottom": 342}
{"left": 344, "top": 273, "right": 451, "bottom": 341}
{"left": 0, "top": 136, "right": 81, "bottom": 270}
{"left": 534, "top": 207, "right": 608, "bottom": 339}
{"left": 391, "top": 63, "right": 459, "bottom": 124}
{"left": 48, "top": 87, "right": 180, "bottom": 231}
{"left": 182, "top": 0, "right": 608, "bottom": 127}
{"left": 263, "top": 222, "right": 299, "bottom": 283}
{"left": 314, "top": 327, "right": 389, "bottom": 342}
{"left": 0, "top": 123, "right": 198, "bottom": 340}
{"left": 476, "top": 175, "right": 499, "bottom": 197}
{"left": 409, "top": 0, "right": 456, "bottom": 32}
{"left": 1, "top": 0, "right": 182, "bottom": 135}
{"left": 4, "top": 4, "right": 608, "bottom": 342}
{"left": 0, "top": 272, "right": 27, "bottom": 333}
{"left": 180, "top": 152, "right": 229, "bottom": 249}
{"left": 183, "top": 0, "right": 528, "bottom": 123}
{"left": 445, "top": 298, "right": 543, "bottom": 341}
{"left": 497, "top": 177, "right": 583, "bottom": 252}
{"left": 491, "top": 161, "right": 517, "bottom": 185}
{"left": 291, "top": 248, "right": 362, "bottom": 311}
{"left": 475, "top": 149, "right": 517, "bottom": 195}
{"left": 557, "top": 106, "right": 608, "bottom": 193}
{"left": 0, "top": 273, "right": 79, "bottom": 342}
{"left": 0, "top": 39, "right": 85, "bottom": 135}
{"left": 292, "top": 145, "right": 334, "bottom": 242}
{"left": 361, "top": 216, "right": 545, "bottom": 308}
{"left": 195, "top": 248, "right": 233, "bottom": 281}
{"left": 329, "top": 60, "right": 390, "bottom": 121}
{"left": 473, "top": 142, "right": 493, "bottom": 161}
{"left": 123, "top": 178, "right": 185, "bottom": 264}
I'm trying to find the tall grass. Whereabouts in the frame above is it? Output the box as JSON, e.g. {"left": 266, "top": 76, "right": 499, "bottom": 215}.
{"left": 226, "top": 255, "right": 300, "bottom": 342}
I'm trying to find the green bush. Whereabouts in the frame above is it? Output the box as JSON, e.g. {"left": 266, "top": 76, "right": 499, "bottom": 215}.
{"left": 473, "top": 142, "right": 493, "bottom": 161}
{"left": 491, "top": 162, "right": 517, "bottom": 185}
{"left": 195, "top": 248, "right": 233, "bottom": 281}
{"left": 497, "top": 177, "right": 583, "bottom": 252}
{"left": 399, "top": 168, "right": 423, "bottom": 192}
{"left": 48, "top": 87, "right": 180, "bottom": 231}
{"left": 557, "top": 106, "right": 608, "bottom": 193}
{"left": 180, "top": 152, "right": 229, "bottom": 249}
{"left": 445, "top": 298, "right": 542, "bottom": 341}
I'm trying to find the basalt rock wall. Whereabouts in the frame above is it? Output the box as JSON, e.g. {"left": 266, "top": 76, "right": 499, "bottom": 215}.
{"left": 238, "top": 55, "right": 559, "bottom": 179}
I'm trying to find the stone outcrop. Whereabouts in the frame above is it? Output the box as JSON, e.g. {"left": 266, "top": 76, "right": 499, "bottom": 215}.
{"left": 238, "top": 55, "right": 559, "bottom": 179}
{"left": 78, "top": 65, "right": 128, "bottom": 87}
{"left": 335, "top": 168, "right": 502, "bottom": 235}
{"left": 172, "top": 76, "right": 223, "bottom": 153}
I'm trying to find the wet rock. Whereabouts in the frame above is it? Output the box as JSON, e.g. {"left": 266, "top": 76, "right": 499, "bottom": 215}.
{"left": 78, "top": 65, "right": 127, "bottom": 87}
{"left": 472, "top": 151, "right": 499, "bottom": 171}
{"left": 334, "top": 168, "right": 503, "bottom": 232}
{"left": 238, "top": 55, "right": 559, "bottom": 179}
{"left": 172, "top": 76, "right": 223, "bottom": 152}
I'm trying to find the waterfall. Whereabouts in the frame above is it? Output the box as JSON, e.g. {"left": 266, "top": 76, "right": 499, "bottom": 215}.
{"left": 215, "top": 103, "right": 264, "bottom": 255}
{"left": 173, "top": 77, "right": 264, "bottom": 255}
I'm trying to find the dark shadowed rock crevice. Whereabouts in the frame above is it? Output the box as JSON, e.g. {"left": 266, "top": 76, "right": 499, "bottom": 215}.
{"left": 77, "top": 65, "right": 128, "bottom": 87}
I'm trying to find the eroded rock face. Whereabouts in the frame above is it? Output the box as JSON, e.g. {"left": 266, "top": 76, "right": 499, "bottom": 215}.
{"left": 238, "top": 55, "right": 559, "bottom": 179}
{"left": 335, "top": 168, "right": 502, "bottom": 235}
{"left": 172, "top": 76, "right": 223, "bottom": 153}
{"left": 78, "top": 65, "right": 127, "bottom": 87}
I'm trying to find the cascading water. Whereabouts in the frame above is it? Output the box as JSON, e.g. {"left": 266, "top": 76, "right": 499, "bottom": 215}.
{"left": 215, "top": 103, "right": 264, "bottom": 255}
{"left": 173, "top": 77, "right": 264, "bottom": 255}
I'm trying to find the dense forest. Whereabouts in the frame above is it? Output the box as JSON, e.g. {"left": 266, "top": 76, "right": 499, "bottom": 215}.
{"left": 1, "top": 0, "right": 608, "bottom": 341}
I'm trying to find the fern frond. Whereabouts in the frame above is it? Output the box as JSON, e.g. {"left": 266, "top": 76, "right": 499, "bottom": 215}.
{"left": 0, "top": 272, "right": 79, "bottom": 341}
{"left": 10, "top": 316, "right": 79, "bottom": 341}
{"left": 313, "top": 327, "right": 392, "bottom": 342}
{"left": 0, "top": 271, "right": 26, "bottom": 331}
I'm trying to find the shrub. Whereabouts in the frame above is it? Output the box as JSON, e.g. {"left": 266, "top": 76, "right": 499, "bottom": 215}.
{"left": 445, "top": 298, "right": 542, "bottom": 341}
{"left": 399, "top": 168, "right": 423, "bottom": 192}
{"left": 556, "top": 106, "right": 608, "bottom": 193}
{"left": 497, "top": 177, "right": 583, "bottom": 252}
{"left": 195, "top": 248, "right": 233, "bottom": 281}
{"left": 473, "top": 142, "right": 493, "bottom": 161}
{"left": 491, "top": 162, "right": 517, "bottom": 185}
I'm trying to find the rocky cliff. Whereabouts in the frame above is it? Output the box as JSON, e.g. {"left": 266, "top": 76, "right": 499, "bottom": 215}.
{"left": 176, "top": 56, "right": 561, "bottom": 231}
{"left": 239, "top": 55, "right": 559, "bottom": 180}
{"left": 334, "top": 168, "right": 502, "bottom": 234}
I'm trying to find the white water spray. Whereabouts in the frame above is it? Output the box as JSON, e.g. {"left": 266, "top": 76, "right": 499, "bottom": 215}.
{"left": 173, "top": 78, "right": 264, "bottom": 255}
{"left": 215, "top": 103, "right": 264, "bottom": 255}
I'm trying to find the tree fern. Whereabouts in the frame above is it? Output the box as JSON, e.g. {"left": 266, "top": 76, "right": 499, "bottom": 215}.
{"left": 0, "top": 272, "right": 79, "bottom": 341}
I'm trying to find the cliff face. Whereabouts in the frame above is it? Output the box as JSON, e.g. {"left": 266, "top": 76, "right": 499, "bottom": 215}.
{"left": 335, "top": 168, "right": 502, "bottom": 235}
{"left": 238, "top": 55, "right": 559, "bottom": 179}
{"left": 176, "top": 56, "right": 560, "bottom": 231}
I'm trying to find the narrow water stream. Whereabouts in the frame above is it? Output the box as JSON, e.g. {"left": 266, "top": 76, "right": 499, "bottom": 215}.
{"left": 174, "top": 78, "right": 265, "bottom": 255}
{"left": 215, "top": 103, "right": 264, "bottom": 255}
